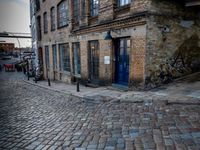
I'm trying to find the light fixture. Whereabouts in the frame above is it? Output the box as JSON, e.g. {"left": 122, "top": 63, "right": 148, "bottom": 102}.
{"left": 104, "top": 31, "right": 112, "bottom": 40}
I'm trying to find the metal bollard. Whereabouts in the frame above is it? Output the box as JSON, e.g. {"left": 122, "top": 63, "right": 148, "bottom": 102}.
{"left": 28, "top": 73, "right": 29, "bottom": 80}
{"left": 35, "top": 76, "right": 37, "bottom": 83}
{"left": 48, "top": 78, "right": 51, "bottom": 86}
{"left": 77, "top": 80, "right": 80, "bottom": 92}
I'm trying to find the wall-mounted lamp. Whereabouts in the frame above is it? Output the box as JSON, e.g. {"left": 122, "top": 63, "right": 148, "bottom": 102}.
{"left": 104, "top": 31, "right": 112, "bottom": 40}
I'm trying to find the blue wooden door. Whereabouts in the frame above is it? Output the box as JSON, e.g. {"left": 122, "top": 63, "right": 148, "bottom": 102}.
{"left": 116, "top": 38, "right": 130, "bottom": 85}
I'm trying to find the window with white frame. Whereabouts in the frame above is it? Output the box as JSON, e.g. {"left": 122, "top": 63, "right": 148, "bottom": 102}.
{"left": 57, "top": 0, "right": 68, "bottom": 28}
{"left": 90, "top": 0, "right": 99, "bottom": 17}
{"left": 59, "top": 43, "right": 70, "bottom": 72}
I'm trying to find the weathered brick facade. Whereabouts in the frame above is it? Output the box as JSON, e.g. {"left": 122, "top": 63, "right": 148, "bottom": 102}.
{"left": 33, "top": 0, "right": 200, "bottom": 89}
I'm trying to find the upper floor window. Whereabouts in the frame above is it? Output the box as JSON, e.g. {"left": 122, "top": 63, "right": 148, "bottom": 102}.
{"left": 43, "top": 12, "right": 48, "bottom": 33}
{"left": 36, "top": 0, "right": 40, "bottom": 11}
{"left": 73, "top": 0, "right": 80, "bottom": 23}
{"left": 37, "top": 16, "right": 42, "bottom": 40}
{"left": 57, "top": 0, "right": 68, "bottom": 28}
{"left": 59, "top": 43, "right": 70, "bottom": 72}
{"left": 51, "top": 7, "right": 56, "bottom": 31}
{"left": 90, "top": 0, "right": 99, "bottom": 17}
{"left": 81, "top": 0, "right": 86, "bottom": 19}
{"left": 118, "top": 0, "right": 131, "bottom": 7}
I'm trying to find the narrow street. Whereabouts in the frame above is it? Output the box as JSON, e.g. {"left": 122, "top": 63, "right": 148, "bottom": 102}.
{"left": 0, "top": 69, "right": 200, "bottom": 150}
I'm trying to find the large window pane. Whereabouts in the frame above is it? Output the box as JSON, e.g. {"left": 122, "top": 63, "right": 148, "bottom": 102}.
{"left": 118, "top": 0, "right": 131, "bottom": 7}
{"left": 43, "top": 12, "right": 48, "bottom": 33}
{"left": 73, "top": 0, "right": 80, "bottom": 22}
{"left": 45, "top": 46, "right": 49, "bottom": 68}
{"left": 90, "top": 0, "right": 99, "bottom": 17}
{"left": 52, "top": 45, "right": 57, "bottom": 69}
{"left": 51, "top": 7, "right": 56, "bottom": 31}
{"left": 57, "top": 0, "right": 68, "bottom": 28}
{"left": 59, "top": 43, "right": 70, "bottom": 72}
{"left": 81, "top": 0, "right": 86, "bottom": 19}
{"left": 72, "top": 43, "right": 81, "bottom": 75}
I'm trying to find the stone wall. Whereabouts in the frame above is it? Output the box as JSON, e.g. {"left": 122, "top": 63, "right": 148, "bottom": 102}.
{"left": 145, "top": 0, "right": 200, "bottom": 88}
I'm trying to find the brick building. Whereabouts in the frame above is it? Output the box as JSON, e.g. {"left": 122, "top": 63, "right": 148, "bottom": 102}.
{"left": 31, "top": 0, "right": 200, "bottom": 89}
{"left": 0, "top": 43, "right": 15, "bottom": 53}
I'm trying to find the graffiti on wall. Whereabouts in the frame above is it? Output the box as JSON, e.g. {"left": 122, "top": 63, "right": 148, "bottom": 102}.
{"left": 145, "top": 34, "right": 200, "bottom": 89}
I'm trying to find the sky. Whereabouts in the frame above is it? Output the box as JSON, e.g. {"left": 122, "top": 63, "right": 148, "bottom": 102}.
{"left": 0, "top": 0, "right": 31, "bottom": 48}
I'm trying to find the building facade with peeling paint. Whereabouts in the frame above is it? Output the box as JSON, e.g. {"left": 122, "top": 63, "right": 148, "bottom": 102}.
{"left": 31, "top": 0, "right": 200, "bottom": 89}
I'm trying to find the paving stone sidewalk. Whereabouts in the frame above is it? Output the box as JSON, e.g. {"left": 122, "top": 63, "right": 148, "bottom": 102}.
{"left": 24, "top": 72, "right": 200, "bottom": 104}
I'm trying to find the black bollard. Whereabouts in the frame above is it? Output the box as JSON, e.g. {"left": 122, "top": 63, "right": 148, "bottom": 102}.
{"left": 48, "top": 78, "right": 51, "bottom": 86}
{"left": 77, "top": 80, "right": 80, "bottom": 92}
{"left": 28, "top": 73, "right": 29, "bottom": 80}
{"left": 35, "top": 76, "right": 37, "bottom": 83}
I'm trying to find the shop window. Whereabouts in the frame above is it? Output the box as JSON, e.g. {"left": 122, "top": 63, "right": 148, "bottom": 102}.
{"left": 72, "top": 43, "right": 81, "bottom": 75}
{"left": 45, "top": 46, "right": 50, "bottom": 68}
{"left": 52, "top": 45, "right": 57, "bottom": 69}
{"left": 59, "top": 43, "right": 70, "bottom": 72}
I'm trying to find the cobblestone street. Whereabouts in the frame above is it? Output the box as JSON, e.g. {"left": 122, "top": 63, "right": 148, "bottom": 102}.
{"left": 0, "top": 73, "right": 200, "bottom": 150}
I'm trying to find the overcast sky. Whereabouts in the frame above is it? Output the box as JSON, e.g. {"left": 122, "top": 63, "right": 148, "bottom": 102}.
{"left": 0, "top": 0, "right": 31, "bottom": 47}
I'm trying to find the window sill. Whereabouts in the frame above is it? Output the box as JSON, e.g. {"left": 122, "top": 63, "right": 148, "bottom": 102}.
{"left": 114, "top": 4, "right": 130, "bottom": 13}
{"left": 57, "top": 24, "right": 68, "bottom": 29}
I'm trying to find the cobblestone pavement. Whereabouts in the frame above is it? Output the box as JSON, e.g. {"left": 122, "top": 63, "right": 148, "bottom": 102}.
{"left": 0, "top": 78, "right": 200, "bottom": 150}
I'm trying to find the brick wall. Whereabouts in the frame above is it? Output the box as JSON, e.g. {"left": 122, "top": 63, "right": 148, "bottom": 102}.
{"left": 99, "top": 0, "right": 114, "bottom": 23}
{"left": 99, "top": 40, "right": 112, "bottom": 85}
{"left": 131, "top": 0, "right": 151, "bottom": 14}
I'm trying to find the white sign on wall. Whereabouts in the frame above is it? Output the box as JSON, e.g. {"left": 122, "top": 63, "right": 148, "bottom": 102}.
{"left": 104, "top": 56, "right": 110, "bottom": 64}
